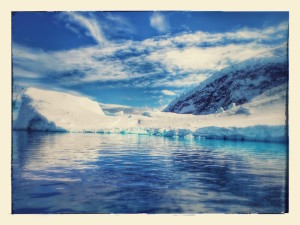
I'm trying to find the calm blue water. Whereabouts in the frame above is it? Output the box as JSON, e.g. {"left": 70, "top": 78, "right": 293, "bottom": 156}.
{"left": 12, "top": 131, "right": 288, "bottom": 214}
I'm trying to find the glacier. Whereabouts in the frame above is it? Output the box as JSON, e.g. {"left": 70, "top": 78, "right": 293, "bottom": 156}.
{"left": 13, "top": 87, "right": 288, "bottom": 143}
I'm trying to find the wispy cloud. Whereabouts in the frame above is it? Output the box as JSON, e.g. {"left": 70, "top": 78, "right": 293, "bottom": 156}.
{"left": 103, "top": 13, "right": 135, "bottom": 35}
{"left": 61, "top": 12, "right": 107, "bottom": 45}
{"left": 13, "top": 20, "right": 288, "bottom": 91}
{"left": 59, "top": 12, "right": 135, "bottom": 44}
{"left": 150, "top": 12, "right": 170, "bottom": 33}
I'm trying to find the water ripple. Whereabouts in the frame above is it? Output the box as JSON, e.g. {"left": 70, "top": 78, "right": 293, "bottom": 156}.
{"left": 12, "top": 131, "right": 287, "bottom": 213}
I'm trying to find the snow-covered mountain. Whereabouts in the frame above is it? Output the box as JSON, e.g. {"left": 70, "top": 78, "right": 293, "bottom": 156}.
{"left": 163, "top": 44, "right": 288, "bottom": 115}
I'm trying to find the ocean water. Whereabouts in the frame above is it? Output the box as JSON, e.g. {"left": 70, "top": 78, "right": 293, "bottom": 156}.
{"left": 12, "top": 131, "right": 288, "bottom": 214}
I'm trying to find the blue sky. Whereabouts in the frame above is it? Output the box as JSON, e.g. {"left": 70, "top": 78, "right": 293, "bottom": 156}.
{"left": 12, "top": 11, "right": 288, "bottom": 108}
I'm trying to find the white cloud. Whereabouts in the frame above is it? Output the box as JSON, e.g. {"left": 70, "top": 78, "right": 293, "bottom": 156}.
{"left": 147, "top": 43, "right": 272, "bottom": 73}
{"left": 12, "top": 42, "right": 152, "bottom": 86}
{"left": 59, "top": 12, "right": 136, "bottom": 45}
{"left": 167, "top": 21, "right": 288, "bottom": 47}
{"left": 12, "top": 20, "right": 288, "bottom": 89}
{"left": 161, "top": 90, "right": 176, "bottom": 96}
{"left": 150, "top": 12, "right": 170, "bottom": 32}
{"left": 62, "top": 12, "right": 107, "bottom": 45}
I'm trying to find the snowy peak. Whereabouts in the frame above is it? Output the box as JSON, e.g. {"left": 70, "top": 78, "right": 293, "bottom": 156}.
{"left": 164, "top": 44, "right": 288, "bottom": 115}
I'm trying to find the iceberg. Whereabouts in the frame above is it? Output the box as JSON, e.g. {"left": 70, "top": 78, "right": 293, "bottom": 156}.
{"left": 14, "top": 87, "right": 106, "bottom": 132}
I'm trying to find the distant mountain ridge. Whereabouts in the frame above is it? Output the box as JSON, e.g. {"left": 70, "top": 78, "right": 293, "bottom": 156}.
{"left": 163, "top": 43, "right": 288, "bottom": 115}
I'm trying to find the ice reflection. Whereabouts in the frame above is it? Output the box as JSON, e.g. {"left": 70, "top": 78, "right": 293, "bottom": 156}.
{"left": 13, "top": 131, "right": 103, "bottom": 181}
{"left": 12, "top": 131, "right": 287, "bottom": 213}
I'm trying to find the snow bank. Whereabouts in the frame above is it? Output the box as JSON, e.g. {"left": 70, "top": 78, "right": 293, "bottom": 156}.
{"left": 14, "top": 87, "right": 106, "bottom": 132}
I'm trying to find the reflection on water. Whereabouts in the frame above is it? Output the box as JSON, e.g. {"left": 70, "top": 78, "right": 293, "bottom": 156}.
{"left": 12, "top": 131, "right": 288, "bottom": 213}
